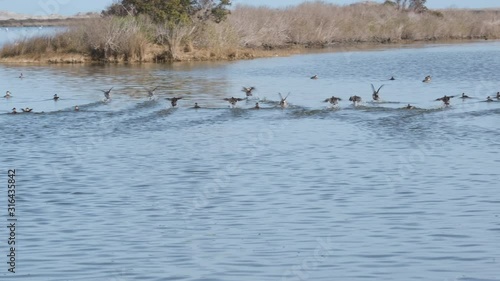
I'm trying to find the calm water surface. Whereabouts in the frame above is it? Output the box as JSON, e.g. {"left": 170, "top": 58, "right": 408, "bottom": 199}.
{"left": 1, "top": 41, "right": 500, "bottom": 281}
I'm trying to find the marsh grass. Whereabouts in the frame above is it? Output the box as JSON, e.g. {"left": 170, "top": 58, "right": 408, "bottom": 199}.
{"left": 2, "top": 1, "right": 500, "bottom": 62}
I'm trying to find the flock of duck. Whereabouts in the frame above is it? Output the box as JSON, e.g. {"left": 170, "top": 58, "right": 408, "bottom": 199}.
{"left": 3, "top": 73, "right": 500, "bottom": 114}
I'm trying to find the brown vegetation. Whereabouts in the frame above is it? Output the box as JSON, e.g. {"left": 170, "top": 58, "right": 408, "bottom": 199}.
{"left": 1, "top": 1, "right": 500, "bottom": 63}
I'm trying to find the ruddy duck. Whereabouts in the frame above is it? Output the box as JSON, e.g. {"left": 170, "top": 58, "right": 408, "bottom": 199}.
{"left": 11, "top": 108, "right": 17, "bottom": 114}
{"left": 166, "top": 97, "right": 183, "bottom": 107}
{"left": 101, "top": 87, "right": 113, "bottom": 100}
{"left": 486, "top": 96, "right": 494, "bottom": 102}
{"left": 53, "top": 94, "right": 60, "bottom": 101}
{"left": 223, "top": 97, "right": 245, "bottom": 107}
{"left": 146, "top": 87, "right": 157, "bottom": 99}
{"left": 4, "top": 91, "right": 12, "bottom": 98}
{"left": 310, "top": 75, "right": 318, "bottom": 80}
{"left": 279, "top": 92, "right": 290, "bottom": 108}
{"left": 242, "top": 87, "right": 256, "bottom": 97}
{"left": 371, "top": 84, "right": 384, "bottom": 101}
{"left": 323, "top": 96, "right": 342, "bottom": 105}
{"left": 422, "top": 75, "right": 431, "bottom": 83}
{"left": 349, "top": 95, "right": 362, "bottom": 104}
{"left": 460, "top": 93, "right": 471, "bottom": 99}
{"left": 435, "top": 95, "right": 455, "bottom": 105}
{"left": 21, "top": 107, "right": 33, "bottom": 112}
{"left": 254, "top": 102, "right": 260, "bottom": 109}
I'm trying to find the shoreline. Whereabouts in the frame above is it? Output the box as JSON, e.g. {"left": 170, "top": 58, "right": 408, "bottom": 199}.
{"left": 0, "top": 38, "right": 494, "bottom": 65}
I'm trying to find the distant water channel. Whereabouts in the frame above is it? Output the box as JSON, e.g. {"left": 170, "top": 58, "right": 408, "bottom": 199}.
{"left": 0, "top": 26, "right": 66, "bottom": 46}
{"left": 1, "top": 37, "right": 499, "bottom": 280}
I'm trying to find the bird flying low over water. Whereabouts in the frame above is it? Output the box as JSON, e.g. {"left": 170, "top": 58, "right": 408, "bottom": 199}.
{"left": 53, "top": 94, "right": 60, "bottom": 101}
{"left": 279, "top": 92, "right": 290, "bottom": 108}
{"left": 4, "top": 91, "right": 12, "bottom": 98}
{"left": 21, "top": 107, "right": 33, "bottom": 112}
{"left": 166, "top": 97, "right": 183, "bottom": 107}
{"left": 310, "top": 75, "right": 318, "bottom": 80}
{"left": 371, "top": 84, "right": 384, "bottom": 101}
{"left": 349, "top": 95, "right": 362, "bottom": 104}
{"left": 460, "top": 93, "right": 471, "bottom": 99}
{"left": 146, "top": 87, "right": 158, "bottom": 99}
{"left": 323, "top": 96, "right": 342, "bottom": 105}
{"left": 223, "top": 97, "right": 245, "bottom": 107}
{"left": 101, "top": 87, "right": 113, "bottom": 100}
{"left": 422, "top": 75, "right": 431, "bottom": 83}
{"left": 242, "top": 86, "right": 256, "bottom": 97}
{"left": 435, "top": 95, "right": 454, "bottom": 105}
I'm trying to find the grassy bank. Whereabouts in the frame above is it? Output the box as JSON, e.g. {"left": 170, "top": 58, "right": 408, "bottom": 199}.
{"left": 2, "top": 1, "right": 500, "bottom": 63}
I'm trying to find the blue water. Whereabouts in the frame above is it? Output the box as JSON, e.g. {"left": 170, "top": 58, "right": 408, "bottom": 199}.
{"left": 1, "top": 41, "right": 500, "bottom": 281}
{"left": 0, "top": 26, "right": 66, "bottom": 46}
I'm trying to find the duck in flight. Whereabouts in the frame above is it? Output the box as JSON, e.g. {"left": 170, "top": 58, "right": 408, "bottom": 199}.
{"left": 349, "top": 95, "right": 362, "bottom": 105}
{"left": 435, "top": 95, "right": 454, "bottom": 105}
{"left": 4, "top": 91, "right": 12, "bottom": 98}
{"left": 223, "top": 97, "right": 245, "bottom": 107}
{"left": 146, "top": 87, "right": 157, "bottom": 99}
{"left": 310, "top": 75, "right": 318, "bottom": 80}
{"left": 371, "top": 84, "right": 384, "bottom": 101}
{"left": 460, "top": 93, "right": 471, "bottom": 99}
{"left": 53, "top": 94, "right": 60, "bottom": 101}
{"left": 101, "top": 87, "right": 113, "bottom": 100}
{"left": 242, "top": 86, "right": 256, "bottom": 97}
{"left": 166, "top": 97, "right": 183, "bottom": 107}
{"left": 21, "top": 107, "right": 33, "bottom": 112}
{"left": 422, "top": 75, "right": 431, "bottom": 83}
{"left": 279, "top": 92, "right": 290, "bottom": 108}
{"left": 323, "top": 96, "right": 342, "bottom": 105}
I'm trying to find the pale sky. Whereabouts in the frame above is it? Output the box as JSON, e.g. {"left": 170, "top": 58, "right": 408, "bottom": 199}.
{"left": 0, "top": 0, "right": 499, "bottom": 16}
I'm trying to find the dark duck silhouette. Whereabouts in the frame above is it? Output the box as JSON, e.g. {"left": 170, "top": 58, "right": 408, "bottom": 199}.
{"left": 435, "top": 95, "right": 455, "bottom": 105}
{"left": 166, "top": 97, "right": 183, "bottom": 107}
{"left": 323, "top": 96, "right": 342, "bottom": 105}
{"left": 371, "top": 84, "right": 384, "bottom": 101}
{"left": 349, "top": 95, "right": 362, "bottom": 105}
{"left": 242, "top": 87, "right": 256, "bottom": 97}
{"left": 460, "top": 93, "right": 471, "bottom": 99}
{"left": 101, "top": 87, "right": 113, "bottom": 100}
